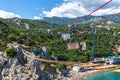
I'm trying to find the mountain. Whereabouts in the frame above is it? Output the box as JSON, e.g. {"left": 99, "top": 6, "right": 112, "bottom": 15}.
{"left": 0, "top": 18, "right": 59, "bottom": 30}
{"left": 42, "top": 14, "right": 120, "bottom": 25}
{"left": 1, "top": 14, "right": 119, "bottom": 28}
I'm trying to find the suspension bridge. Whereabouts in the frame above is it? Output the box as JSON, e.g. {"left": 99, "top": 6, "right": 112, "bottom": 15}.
{"left": 12, "top": 0, "right": 120, "bottom": 67}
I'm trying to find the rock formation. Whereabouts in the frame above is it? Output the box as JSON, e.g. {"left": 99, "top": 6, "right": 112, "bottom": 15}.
{"left": 0, "top": 43, "right": 59, "bottom": 80}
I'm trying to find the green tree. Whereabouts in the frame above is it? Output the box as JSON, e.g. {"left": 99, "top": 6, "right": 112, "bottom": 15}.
{"left": 5, "top": 48, "right": 17, "bottom": 58}
{"left": 7, "top": 33, "right": 16, "bottom": 41}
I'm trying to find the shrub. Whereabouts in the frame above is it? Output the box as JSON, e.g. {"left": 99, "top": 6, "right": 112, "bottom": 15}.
{"left": 7, "top": 33, "right": 16, "bottom": 41}
{"left": 14, "top": 70, "right": 18, "bottom": 75}
{"left": 5, "top": 48, "right": 17, "bottom": 58}
{"left": 55, "top": 63, "right": 64, "bottom": 70}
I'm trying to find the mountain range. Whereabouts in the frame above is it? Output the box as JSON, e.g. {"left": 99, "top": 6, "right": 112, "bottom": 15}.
{"left": 0, "top": 14, "right": 120, "bottom": 30}
{"left": 42, "top": 14, "right": 120, "bottom": 25}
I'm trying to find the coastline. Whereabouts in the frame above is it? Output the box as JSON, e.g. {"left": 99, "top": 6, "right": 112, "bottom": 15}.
{"left": 57, "top": 68, "right": 118, "bottom": 80}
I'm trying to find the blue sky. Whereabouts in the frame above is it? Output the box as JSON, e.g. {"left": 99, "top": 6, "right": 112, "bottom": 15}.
{"left": 0, "top": 0, "right": 119, "bottom": 19}
{"left": 0, "top": 0, "right": 63, "bottom": 19}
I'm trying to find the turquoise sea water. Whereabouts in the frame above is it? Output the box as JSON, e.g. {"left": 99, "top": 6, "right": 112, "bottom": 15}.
{"left": 81, "top": 71, "right": 120, "bottom": 80}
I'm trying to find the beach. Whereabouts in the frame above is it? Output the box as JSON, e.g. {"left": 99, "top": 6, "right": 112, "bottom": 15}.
{"left": 55, "top": 68, "right": 118, "bottom": 80}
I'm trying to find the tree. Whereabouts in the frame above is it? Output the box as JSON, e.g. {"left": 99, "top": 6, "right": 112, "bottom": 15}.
{"left": 19, "top": 32, "right": 26, "bottom": 38}
{"left": 7, "top": 33, "right": 16, "bottom": 41}
{"left": 5, "top": 48, "right": 17, "bottom": 58}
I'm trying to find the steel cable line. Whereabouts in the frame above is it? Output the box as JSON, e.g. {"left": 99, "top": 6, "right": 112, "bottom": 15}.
{"left": 72, "top": 0, "right": 112, "bottom": 27}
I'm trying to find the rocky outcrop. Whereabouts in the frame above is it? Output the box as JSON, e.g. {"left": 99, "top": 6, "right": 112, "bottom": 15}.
{"left": 0, "top": 43, "right": 61, "bottom": 80}
{"left": 37, "top": 47, "right": 52, "bottom": 60}
{"left": 0, "top": 43, "right": 40, "bottom": 80}
{"left": 12, "top": 17, "right": 30, "bottom": 29}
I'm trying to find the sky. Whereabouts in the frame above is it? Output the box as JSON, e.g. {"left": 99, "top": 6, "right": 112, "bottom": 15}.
{"left": 0, "top": 0, "right": 120, "bottom": 19}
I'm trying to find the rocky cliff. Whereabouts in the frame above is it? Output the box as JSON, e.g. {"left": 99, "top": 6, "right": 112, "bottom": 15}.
{"left": 0, "top": 43, "right": 60, "bottom": 80}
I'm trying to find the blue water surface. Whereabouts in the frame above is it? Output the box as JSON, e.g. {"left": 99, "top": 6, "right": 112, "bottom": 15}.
{"left": 81, "top": 71, "right": 120, "bottom": 80}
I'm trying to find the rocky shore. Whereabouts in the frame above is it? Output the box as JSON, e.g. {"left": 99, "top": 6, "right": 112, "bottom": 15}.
{"left": 55, "top": 67, "right": 119, "bottom": 80}
{"left": 55, "top": 70, "right": 98, "bottom": 80}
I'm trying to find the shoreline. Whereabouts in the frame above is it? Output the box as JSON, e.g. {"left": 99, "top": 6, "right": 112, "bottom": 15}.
{"left": 57, "top": 68, "right": 118, "bottom": 80}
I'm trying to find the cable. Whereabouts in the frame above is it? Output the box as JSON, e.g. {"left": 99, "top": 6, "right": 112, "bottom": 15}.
{"left": 73, "top": 0, "right": 112, "bottom": 26}
{"left": 92, "top": 11, "right": 120, "bottom": 26}
{"left": 102, "top": 7, "right": 118, "bottom": 15}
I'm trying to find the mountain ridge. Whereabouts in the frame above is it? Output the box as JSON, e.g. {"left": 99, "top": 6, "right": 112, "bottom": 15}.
{"left": 41, "top": 14, "right": 120, "bottom": 25}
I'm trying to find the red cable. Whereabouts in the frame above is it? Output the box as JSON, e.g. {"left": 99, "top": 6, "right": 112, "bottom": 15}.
{"left": 73, "top": 0, "right": 112, "bottom": 26}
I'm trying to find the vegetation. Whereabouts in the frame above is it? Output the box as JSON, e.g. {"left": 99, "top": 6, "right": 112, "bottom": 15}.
{"left": 5, "top": 48, "right": 17, "bottom": 58}
{"left": 0, "top": 18, "right": 120, "bottom": 62}
{"left": 14, "top": 70, "right": 18, "bottom": 75}
{"left": 42, "top": 15, "right": 120, "bottom": 25}
{"left": 55, "top": 63, "right": 65, "bottom": 70}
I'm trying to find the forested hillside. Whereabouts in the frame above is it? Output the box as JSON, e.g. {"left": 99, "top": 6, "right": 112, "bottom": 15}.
{"left": 0, "top": 18, "right": 120, "bottom": 62}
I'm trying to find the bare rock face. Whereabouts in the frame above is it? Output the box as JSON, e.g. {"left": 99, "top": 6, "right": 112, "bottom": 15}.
{"left": 0, "top": 43, "right": 60, "bottom": 80}
{"left": 12, "top": 17, "right": 30, "bottom": 29}
{"left": 0, "top": 43, "right": 41, "bottom": 80}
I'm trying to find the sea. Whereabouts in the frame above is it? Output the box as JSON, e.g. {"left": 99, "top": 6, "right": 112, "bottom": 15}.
{"left": 81, "top": 71, "right": 120, "bottom": 80}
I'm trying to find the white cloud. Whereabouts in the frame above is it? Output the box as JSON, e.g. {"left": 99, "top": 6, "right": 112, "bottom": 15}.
{"left": 33, "top": 16, "right": 41, "bottom": 20}
{"left": 43, "top": 1, "right": 88, "bottom": 18}
{"left": 93, "top": 7, "right": 120, "bottom": 16}
{"left": 0, "top": 10, "right": 20, "bottom": 19}
{"left": 43, "top": 0, "right": 120, "bottom": 18}
{"left": 33, "top": 14, "right": 42, "bottom": 20}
